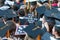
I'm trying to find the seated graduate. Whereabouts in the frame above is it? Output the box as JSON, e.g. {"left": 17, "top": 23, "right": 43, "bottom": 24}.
{"left": 26, "top": 1, "right": 37, "bottom": 17}
{"left": 24, "top": 21, "right": 43, "bottom": 40}
{"left": 41, "top": 18, "right": 55, "bottom": 40}
{"left": 52, "top": 20, "right": 60, "bottom": 40}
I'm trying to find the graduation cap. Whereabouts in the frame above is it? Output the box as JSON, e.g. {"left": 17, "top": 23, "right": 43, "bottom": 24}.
{"left": 36, "top": 6, "right": 46, "bottom": 14}
{"left": 0, "top": 9, "right": 17, "bottom": 19}
{"left": 26, "top": 0, "right": 38, "bottom": 6}
{"left": 46, "top": 18, "right": 55, "bottom": 22}
{"left": 0, "top": 22, "right": 10, "bottom": 37}
{"left": 0, "top": 10, "right": 5, "bottom": 17}
{"left": 30, "top": 1, "right": 37, "bottom": 6}
{"left": 44, "top": 8, "right": 60, "bottom": 20}
{"left": 55, "top": 20, "right": 60, "bottom": 25}
{"left": 23, "top": 23, "right": 43, "bottom": 38}
{"left": 44, "top": 9, "right": 53, "bottom": 18}
{"left": 39, "top": 0, "right": 48, "bottom": 3}
{"left": 36, "top": 6, "right": 46, "bottom": 18}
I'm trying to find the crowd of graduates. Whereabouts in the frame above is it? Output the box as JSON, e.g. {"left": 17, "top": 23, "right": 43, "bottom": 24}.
{"left": 0, "top": 0, "right": 60, "bottom": 40}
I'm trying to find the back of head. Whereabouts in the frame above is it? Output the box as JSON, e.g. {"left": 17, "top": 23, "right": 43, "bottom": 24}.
{"left": 55, "top": 25, "right": 60, "bottom": 36}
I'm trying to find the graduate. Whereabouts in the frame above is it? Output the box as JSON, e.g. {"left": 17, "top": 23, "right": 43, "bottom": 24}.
{"left": 13, "top": 0, "right": 24, "bottom": 11}
{"left": 52, "top": 20, "right": 60, "bottom": 40}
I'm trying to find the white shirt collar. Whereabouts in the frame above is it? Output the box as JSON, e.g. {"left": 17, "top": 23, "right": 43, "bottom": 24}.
{"left": 0, "top": 6, "right": 10, "bottom": 10}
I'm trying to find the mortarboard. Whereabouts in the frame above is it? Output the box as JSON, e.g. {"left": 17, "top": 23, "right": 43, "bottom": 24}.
{"left": 30, "top": 1, "right": 37, "bottom": 6}
{"left": 26, "top": 0, "right": 39, "bottom": 6}
{"left": 36, "top": 6, "right": 46, "bottom": 16}
{"left": 44, "top": 8, "right": 60, "bottom": 20}
{"left": 0, "top": 10, "right": 5, "bottom": 17}
{"left": 44, "top": 9, "right": 54, "bottom": 18}
{"left": 0, "top": 22, "right": 10, "bottom": 37}
{"left": 39, "top": 0, "right": 48, "bottom": 3}
{"left": 23, "top": 23, "right": 43, "bottom": 38}
{"left": 55, "top": 20, "right": 60, "bottom": 25}
{"left": 46, "top": 18, "right": 55, "bottom": 23}
{"left": 0, "top": 9, "right": 17, "bottom": 19}
{"left": 36, "top": 6, "right": 46, "bottom": 14}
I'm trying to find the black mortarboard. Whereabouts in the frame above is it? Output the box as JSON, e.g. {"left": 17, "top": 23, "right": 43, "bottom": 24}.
{"left": 44, "top": 10, "right": 53, "bottom": 18}
{"left": 39, "top": 0, "right": 48, "bottom": 3}
{"left": 36, "top": 6, "right": 46, "bottom": 18}
{"left": 46, "top": 18, "right": 55, "bottom": 23}
{"left": 0, "top": 22, "right": 10, "bottom": 37}
{"left": 5, "top": 9, "right": 17, "bottom": 18}
{"left": 36, "top": 6, "right": 46, "bottom": 14}
{"left": 44, "top": 8, "right": 60, "bottom": 20}
{"left": 55, "top": 20, "right": 60, "bottom": 25}
{"left": 30, "top": 1, "right": 37, "bottom": 5}
{"left": 0, "top": 10, "right": 5, "bottom": 17}
{"left": 23, "top": 23, "right": 43, "bottom": 38}
{"left": 0, "top": 9, "right": 17, "bottom": 19}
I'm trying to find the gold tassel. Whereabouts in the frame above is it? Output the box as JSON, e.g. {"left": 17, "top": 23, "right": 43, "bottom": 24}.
{"left": 37, "top": 35, "right": 41, "bottom": 40}
{"left": 6, "top": 30, "right": 10, "bottom": 38}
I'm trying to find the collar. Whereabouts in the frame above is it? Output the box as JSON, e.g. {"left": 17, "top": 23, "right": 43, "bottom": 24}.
{"left": 0, "top": 6, "right": 10, "bottom": 10}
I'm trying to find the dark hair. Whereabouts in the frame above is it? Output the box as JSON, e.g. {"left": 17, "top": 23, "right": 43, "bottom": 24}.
{"left": 11, "top": 5, "right": 18, "bottom": 11}
{"left": 17, "top": 9, "right": 25, "bottom": 16}
{"left": 55, "top": 26, "right": 60, "bottom": 36}
{"left": 47, "top": 19, "right": 55, "bottom": 33}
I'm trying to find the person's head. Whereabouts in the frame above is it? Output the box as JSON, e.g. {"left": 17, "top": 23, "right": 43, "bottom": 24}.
{"left": 11, "top": 5, "right": 18, "bottom": 11}
{"left": 30, "top": 1, "right": 37, "bottom": 12}
{"left": 44, "top": 18, "right": 55, "bottom": 33}
{"left": 52, "top": 25, "right": 60, "bottom": 37}
{"left": 0, "top": 0, "right": 5, "bottom": 7}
